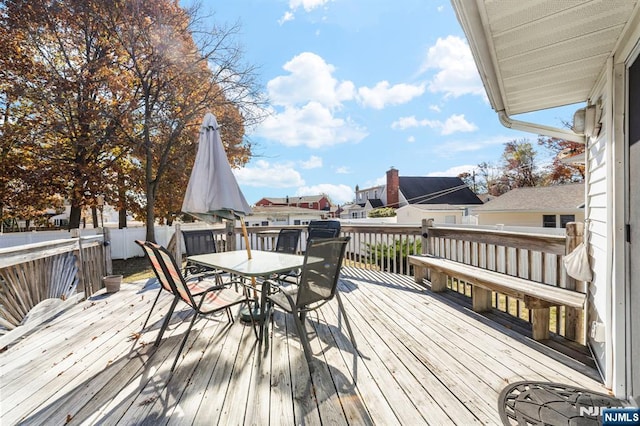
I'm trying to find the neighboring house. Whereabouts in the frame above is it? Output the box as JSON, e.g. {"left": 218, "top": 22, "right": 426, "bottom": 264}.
{"left": 452, "top": 0, "right": 639, "bottom": 402}
{"left": 340, "top": 184, "right": 385, "bottom": 219}
{"left": 342, "top": 167, "right": 483, "bottom": 221}
{"left": 472, "top": 184, "right": 585, "bottom": 228}
{"left": 395, "top": 204, "right": 467, "bottom": 225}
{"left": 247, "top": 205, "right": 327, "bottom": 227}
{"left": 254, "top": 195, "right": 332, "bottom": 211}
{"left": 386, "top": 167, "right": 483, "bottom": 208}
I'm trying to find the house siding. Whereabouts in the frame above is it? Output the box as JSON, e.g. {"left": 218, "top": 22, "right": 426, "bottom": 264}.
{"left": 585, "top": 63, "right": 612, "bottom": 386}
{"left": 476, "top": 211, "right": 584, "bottom": 228}
{"left": 395, "top": 207, "right": 464, "bottom": 225}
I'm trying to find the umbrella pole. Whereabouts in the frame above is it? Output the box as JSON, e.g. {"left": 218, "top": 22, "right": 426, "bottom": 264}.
{"left": 240, "top": 221, "right": 257, "bottom": 299}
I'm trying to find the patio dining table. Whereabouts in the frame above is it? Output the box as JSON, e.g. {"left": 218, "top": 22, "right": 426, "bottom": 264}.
{"left": 187, "top": 250, "right": 309, "bottom": 341}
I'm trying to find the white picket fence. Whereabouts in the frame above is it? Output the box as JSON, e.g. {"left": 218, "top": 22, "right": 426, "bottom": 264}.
{"left": 0, "top": 226, "right": 175, "bottom": 260}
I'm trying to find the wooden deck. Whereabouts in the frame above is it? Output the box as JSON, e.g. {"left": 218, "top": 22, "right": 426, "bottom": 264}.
{"left": 0, "top": 267, "right": 606, "bottom": 425}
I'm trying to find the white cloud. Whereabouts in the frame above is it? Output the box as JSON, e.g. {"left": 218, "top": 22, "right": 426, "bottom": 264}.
{"left": 278, "top": 11, "right": 294, "bottom": 25}
{"left": 234, "top": 160, "right": 305, "bottom": 188}
{"left": 391, "top": 113, "right": 476, "bottom": 135}
{"left": 429, "top": 104, "right": 441, "bottom": 113}
{"left": 441, "top": 114, "right": 478, "bottom": 135}
{"left": 358, "top": 81, "right": 426, "bottom": 109}
{"left": 255, "top": 53, "right": 368, "bottom": 148}
{"left": 267, "top": 52, "right": 355, "bottom": 109}
{"left": 421, "top": 35, "right": 485, "bottom": 98}
{"left": 335, "top": 166, "right": 350, "bottom": 174}
{"left": 255, "top": 103, "right": 368, "bottom": 148}
{"left": 300, "top": 155, "right": 322, "bottom": 169}
{"left": 391, "top": 115, "right": 439, "bottom": 130}
{"left": 407, "top": 136, "right": 416, "bottom": 143}
{"left": 296, "top": 183, "right": 353, "bottom": 204}
{"left": 279, "top": 0, "right": 332, "bottom": 25}
{"left": 289, "top": 0, "right": 331, "bottom": 12}
{"left": 427, "top": 164, "right": 477, "bottom": 177}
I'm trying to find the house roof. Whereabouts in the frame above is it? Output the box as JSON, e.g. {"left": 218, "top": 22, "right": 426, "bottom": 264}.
{"left": 473, "top": 184, "right": 585, "bottom": 213}
{"left": 397, "top": 203, "right": 467, "bottom": 211}
{"left": 260, "top": 195, "right": 327, "bottom": 204}
{"left": 367, "top": 199, "right": 384, "bottom": 208}
{"left": 399, "top": 176, "right": 483, "bottom": 205}
{"left": 451, "top": 1, "right": 640, "bottom": 116}
{"left": 250, "top": 205, "right": 326, "bottom": 215}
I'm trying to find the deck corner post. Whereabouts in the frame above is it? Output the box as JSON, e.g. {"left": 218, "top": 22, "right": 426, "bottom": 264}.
{"left": 226, "top": 220, "right": 236, "bottom": 251}
{"left": 174, "top": 223, "right": 183, "bottom": 264}
{"left": 103, "top": 227, "right": 112, "bottom": 276}
{"left": 564, "top": 222, "right": 585, "bottom": 343}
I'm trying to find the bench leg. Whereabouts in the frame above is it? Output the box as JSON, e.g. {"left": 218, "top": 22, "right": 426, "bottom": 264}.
{"left": 430, "top": 270, "right": 447, "bottom": 292}
{"left": 531, "top": 308, "right": 550, "bottom": 340}
{"left": 414, "top": 265, "right": 427, "bottom": 284}
{"left": 472, "top": 287, "right": 492, "bottom": 312}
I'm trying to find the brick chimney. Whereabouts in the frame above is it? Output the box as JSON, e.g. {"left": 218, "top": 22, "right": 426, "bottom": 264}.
{"left": 386, "top": 167, "right": 399, "bottom": 207}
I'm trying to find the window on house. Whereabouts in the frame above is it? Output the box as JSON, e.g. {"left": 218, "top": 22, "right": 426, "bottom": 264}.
{"left": 261, "top": 221, "right": 269, "bottom": 226}
{"left": 444, "top": 215, "right": 456, "bottom": 224}
{"left": 543, "top": 215, "right": 557, "bottom": 228}
{"left": 294, "top": 220, "right": 301, "bottom": 225}
{"left": 351, "top": 212, "right": 358, "bottom": 218}
{"left": 559, "top": 215, "right": 575, "bottom": 228}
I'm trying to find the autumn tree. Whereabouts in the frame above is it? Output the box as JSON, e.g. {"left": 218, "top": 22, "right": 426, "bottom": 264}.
{"left": 2, "top": 0, "right": 136, "bottom": 229}
{"left": 107, "top": 0, "right": 261, "bottom": 242}
{"left": 0, "top": 5, "right": 66, "bottom": 228}
{"left": 500, "top": 138, "right": 541, "bottom": 190}
{"left": 538, "top": 135, "right": 585, "bottom": 185}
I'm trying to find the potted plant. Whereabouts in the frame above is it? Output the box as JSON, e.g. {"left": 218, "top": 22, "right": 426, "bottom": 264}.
{"left": 103, "top": 275, "right": 123, "bottom": 293}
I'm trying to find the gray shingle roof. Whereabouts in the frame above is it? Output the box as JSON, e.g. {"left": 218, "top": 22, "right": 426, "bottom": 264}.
{"left": 473, "top": 184, "right": 585, "bottom": 212}
{"left": 399, "top": 177, "right": 483, "bottom": 205}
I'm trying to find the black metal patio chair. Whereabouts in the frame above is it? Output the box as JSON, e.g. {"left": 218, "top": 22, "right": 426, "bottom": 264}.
{"left": 182, "top": 229, "right": 224, "bottom": 284}
{"left": 264, "top": 236, "right": 356, "bottom": 371}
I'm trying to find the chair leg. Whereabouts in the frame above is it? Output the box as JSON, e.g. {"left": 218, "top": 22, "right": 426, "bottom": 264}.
{"left": 155, "top": 297, "right": 180, "bottom": 347}
{"left": 292, "top": 310, "right": 315, "bottom": 370}
{"left": 141, "top": 288, "right": 162, "bottom": 331}
{"left": 336, "top": 292, "right": 357, "bottom": 350}
{"left": 171, "top": 310, "right": 199, "bottom": 373}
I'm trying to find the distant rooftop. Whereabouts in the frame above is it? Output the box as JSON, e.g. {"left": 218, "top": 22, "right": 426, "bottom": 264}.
{"left": 473, "top": 184, "right": 585, "bottom": 212}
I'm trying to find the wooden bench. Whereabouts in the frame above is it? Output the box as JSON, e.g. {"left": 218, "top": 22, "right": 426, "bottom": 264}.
{"left": 408, "top": 254, "right": 586, "bottom": 341}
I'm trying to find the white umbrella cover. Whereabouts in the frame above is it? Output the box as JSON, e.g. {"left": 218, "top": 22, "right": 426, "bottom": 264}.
{"left": 182, "top": 113, "right": 251, "bottom": 222}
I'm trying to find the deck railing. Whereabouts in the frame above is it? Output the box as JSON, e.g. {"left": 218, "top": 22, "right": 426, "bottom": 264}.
{"left": 230, "top": 221, "right": 585, "bottom": 342}
{"left": 0, "top": 232, "right": 107, "bottom": 333}
{"left": 420, "top": 219, "right": 586, "bottom": 342}
{"left": 2, "top": 221, "right": 586, "bottom": 345}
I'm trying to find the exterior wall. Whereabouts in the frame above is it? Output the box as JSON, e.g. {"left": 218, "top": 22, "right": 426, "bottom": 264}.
{"left": 585, "top": 68, "right": 611, "bottom": 387}
{"left": 245, "top": 211, "right": 324, "bottom": 227}
{"left": 254, "top": 197, "right": 331, "bottom": 210}
{"left": 476, "top": 211, "right": 585, "bottom": 228}
{"left": 355, "top": 185, "right": 385, "bottom": 205}
{"left": 395, "top": 207, "right": 463, "bottom": 225}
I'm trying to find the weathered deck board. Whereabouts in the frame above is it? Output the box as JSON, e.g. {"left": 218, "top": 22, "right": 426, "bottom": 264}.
{"left": 0, "top": 267, "right": 606, "bottom": 425}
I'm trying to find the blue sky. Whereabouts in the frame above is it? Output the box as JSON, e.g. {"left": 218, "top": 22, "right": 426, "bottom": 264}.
{"left": 199, "top": 0, "right": 579, "bottom": 205}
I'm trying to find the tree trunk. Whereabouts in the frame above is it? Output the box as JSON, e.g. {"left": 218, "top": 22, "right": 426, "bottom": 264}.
{"left": 145, "top": 182, "right": 156, "bottom": 242}
{"left": 119, "top": 209, "right": 127, "bottom": 229}
{"left": 68, "top": 205, "right": 82, "bottom": 229}
{"left": 92, "top": 207, "right": 98, "bottom": 228}
{"left": 118, "top": 171, "right": 128, "bottom": 229}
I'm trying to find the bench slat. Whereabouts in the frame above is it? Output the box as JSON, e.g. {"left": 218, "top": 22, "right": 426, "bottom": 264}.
{"left": 408, "top": 255, "right": 585, "bottom": 309}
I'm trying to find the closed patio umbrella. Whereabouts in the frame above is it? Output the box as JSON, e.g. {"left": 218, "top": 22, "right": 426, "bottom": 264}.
{"left": 182, "top": 112, "right": 254, "bottom": 257}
